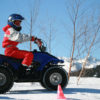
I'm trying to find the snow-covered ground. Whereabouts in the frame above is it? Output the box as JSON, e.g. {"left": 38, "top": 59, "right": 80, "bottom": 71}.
{"left": 0, "top": 77, "right": 100, "bottom": 100}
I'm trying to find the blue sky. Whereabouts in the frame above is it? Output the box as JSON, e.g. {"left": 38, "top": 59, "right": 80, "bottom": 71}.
{"left": 0, "top": 0, "right": 100, "bottom": 59}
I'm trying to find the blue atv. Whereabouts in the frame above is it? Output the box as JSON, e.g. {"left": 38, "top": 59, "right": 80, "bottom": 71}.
{"left": 0, "top": 42, "right": 68, "bottom": 94}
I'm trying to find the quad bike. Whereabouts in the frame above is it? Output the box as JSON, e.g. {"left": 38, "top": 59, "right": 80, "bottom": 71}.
{"left": 0, "top": 41, "right": 68, "bottom": 94}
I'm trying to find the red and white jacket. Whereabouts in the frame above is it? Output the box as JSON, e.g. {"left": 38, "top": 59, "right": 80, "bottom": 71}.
{"left": 2, "top": 25, "right": 35, "bottom": 48}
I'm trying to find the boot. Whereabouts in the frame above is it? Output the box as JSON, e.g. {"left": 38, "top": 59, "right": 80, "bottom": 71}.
{"left": 21, "top": 65, "right": 31, "bottom": 75}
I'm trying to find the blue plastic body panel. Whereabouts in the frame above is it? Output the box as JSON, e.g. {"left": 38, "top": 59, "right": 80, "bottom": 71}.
{"left": 0, "top": 52, "right": 64, "bottom": 71}
{"left": 33, "top": 52, "right": 64, "bottom": 71}
{"left": 0, "top": 54, "right": 21, "bottom": 70}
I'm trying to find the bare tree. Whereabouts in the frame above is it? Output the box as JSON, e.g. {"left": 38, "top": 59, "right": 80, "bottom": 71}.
{"left": 29, "top": 0, "right": 40, "bottom": 51}
{"left": 65, "top": 0, "right": 81, "bottom": 79}
{"left": 38, "top": 18, "right": 57, "bottom": 53}
{"left": 77, "top": 16, "right": 100, "bottom": 84}
{"left": 65, "top": 0, "right": 100, "bottom": 80}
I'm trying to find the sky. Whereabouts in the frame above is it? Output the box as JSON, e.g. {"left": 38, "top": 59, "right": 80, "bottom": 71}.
{"left": 0, "top": 0, "right": 100, "bottom": 59}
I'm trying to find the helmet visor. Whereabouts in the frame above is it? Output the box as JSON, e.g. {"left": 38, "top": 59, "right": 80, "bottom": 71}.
{"left": 13, "top": 20, "right": 22, "bottom": 27}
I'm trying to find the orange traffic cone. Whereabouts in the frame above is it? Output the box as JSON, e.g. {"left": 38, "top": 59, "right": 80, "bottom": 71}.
{"left": 57, "top": 84, "right": 67, "bottom": 100}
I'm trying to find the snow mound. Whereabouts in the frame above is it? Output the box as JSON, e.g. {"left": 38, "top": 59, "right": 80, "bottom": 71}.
{"left": 59, "top": 56, "right": 100, "bottom": 72}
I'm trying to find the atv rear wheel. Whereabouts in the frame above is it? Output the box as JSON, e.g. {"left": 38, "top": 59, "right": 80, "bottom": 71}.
{"left": 0, "top": 67, "right": 14, "bottom": 94}
{"left": 43, "top": 67, "right": 68, "bottom": 90}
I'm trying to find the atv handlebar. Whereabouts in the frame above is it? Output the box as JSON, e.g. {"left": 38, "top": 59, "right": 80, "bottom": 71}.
{"left": 39, "top": 39, "right": 47, "bottom": 52}
{"left": 34, "top": 39, "right": 46, "bottom": 52}
{"left": 39, "top": 45, "right": 46, "bottom": 52}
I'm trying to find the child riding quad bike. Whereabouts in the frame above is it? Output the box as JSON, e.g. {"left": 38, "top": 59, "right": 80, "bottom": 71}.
{"left": 0, "top": 42, "right": 68, "bottom": 94}
{"left": 0, "top": 14, "right": 68, "bottom": 94}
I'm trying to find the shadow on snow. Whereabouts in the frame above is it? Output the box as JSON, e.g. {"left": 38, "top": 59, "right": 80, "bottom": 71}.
{"left": 8, "top": 87, "right": 100, "bottom": 95}
{"left": 0, "top": 97, "right": 15, "bottom": 100}
{"left": 64, "top": 88, "right": 100, "bottom": 94}
{"left": 8, "top": 89, "right": 56, "bottom": 94}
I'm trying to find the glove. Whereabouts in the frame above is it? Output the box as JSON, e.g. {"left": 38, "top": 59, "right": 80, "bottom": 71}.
{"left": 39, "top": 45, "right": 46, "bottom": 52}
{"left": 31, "top": 36, "right": 35, "bottom": 41}
{"left": 35, "top": 38, "right": 42, "bottom": 47}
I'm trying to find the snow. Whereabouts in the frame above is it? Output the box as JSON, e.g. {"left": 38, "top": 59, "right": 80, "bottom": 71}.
{"left": 0, "top": 77, "right": 100, "bottom": 100}
{"left": 60, "top": 56, "right": 100, "bottom": 72}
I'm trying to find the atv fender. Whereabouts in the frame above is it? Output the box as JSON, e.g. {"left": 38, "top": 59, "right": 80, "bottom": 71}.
{"left": 33, "top": 52, "right": 64, "bottom": 71}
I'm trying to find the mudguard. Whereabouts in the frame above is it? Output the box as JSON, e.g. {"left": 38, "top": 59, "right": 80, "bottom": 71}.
{"left": 33, "top": 52, "right": 64, "bottom": 71}
{"left": 0, "top": 54, "right": 21, "bottom": 70}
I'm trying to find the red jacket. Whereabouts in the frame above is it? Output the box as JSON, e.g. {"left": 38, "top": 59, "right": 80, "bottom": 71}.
{"left": 2, "top": 25, "right": 34, "bottom": 48}
{"left": 2, "top": 25, "right": 34, "bottom": 66}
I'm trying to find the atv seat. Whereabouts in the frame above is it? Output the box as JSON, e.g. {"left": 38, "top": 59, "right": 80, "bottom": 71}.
{"left": 0, "top": 54, "right": 23, "bottom": 63}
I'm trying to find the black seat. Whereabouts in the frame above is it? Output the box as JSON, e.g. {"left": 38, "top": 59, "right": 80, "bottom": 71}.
{"left": 0, "top": 54, "right": 22, "bottom": 63}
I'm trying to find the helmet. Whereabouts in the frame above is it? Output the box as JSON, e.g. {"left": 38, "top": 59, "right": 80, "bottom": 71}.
{"left": 8, "top": 14, "right": 24, "bottom": 31}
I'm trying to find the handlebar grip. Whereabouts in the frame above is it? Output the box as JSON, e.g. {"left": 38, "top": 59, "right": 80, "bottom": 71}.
{"left": 39, "top": 46, "right": 46, "bottom": 52}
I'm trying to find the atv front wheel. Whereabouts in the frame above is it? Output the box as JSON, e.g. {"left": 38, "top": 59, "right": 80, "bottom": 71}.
{"left": 43, "top": 67, "right": 68, "bottom": 90}
{"left": 0, "top": 67, "right": 14, "bottom": 94}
